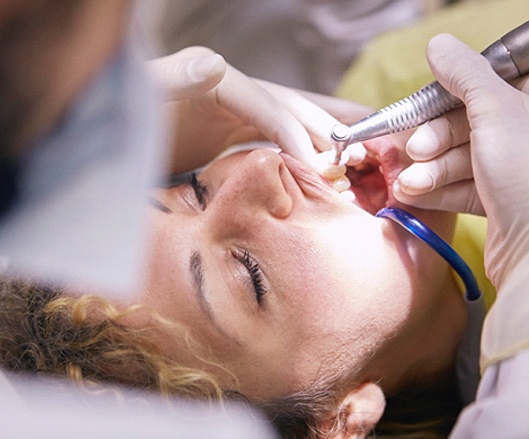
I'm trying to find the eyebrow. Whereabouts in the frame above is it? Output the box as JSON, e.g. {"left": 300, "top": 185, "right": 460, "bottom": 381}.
{"left": 189, "top": 251, "right": 241, "bottom": 346}
{"left": 147, "top": 196, "right": 172, "bottom": 213}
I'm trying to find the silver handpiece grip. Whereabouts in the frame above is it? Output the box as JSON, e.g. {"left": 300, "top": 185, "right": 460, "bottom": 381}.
{"left": 347, "top": 20, "right": 529, "bottom": 143}
{"left": 501, "top": 20, "right": 529, "bottom": 76}
{"left": 386, "top": 20, "right": 529, "bottom": 130}
{"left": 482, "top": 20, "right": 529, "bottom": 80}
{"left": 381, "top": 82, "right": 460, "bottom": 132}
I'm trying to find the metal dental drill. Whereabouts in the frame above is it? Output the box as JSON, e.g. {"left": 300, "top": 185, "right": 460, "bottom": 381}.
{"left": 331, "top": 20, "right": 529, "bottom": 163}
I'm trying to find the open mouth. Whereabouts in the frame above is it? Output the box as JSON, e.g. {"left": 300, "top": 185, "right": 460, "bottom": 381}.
{"left": 279, "top": 136, "right": 407, "bottom": 216}
{"left": 345, "top": 136, "right": 407, "bottom": 215}
{"left": 346, "top": 159, "right": 387, "bottom": 215}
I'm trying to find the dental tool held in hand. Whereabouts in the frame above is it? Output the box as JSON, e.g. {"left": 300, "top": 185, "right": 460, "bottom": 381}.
{"left": 334, "top": 20, "right": 529, "bottom": 161}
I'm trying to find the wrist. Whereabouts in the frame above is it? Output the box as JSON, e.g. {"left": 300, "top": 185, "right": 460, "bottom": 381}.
{"left": 481, "top": 249, "right": 529, "bottom": 372}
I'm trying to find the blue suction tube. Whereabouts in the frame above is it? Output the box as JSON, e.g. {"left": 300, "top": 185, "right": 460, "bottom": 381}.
{"left": 376, "top": 207, "right": 481, "bottom": 301}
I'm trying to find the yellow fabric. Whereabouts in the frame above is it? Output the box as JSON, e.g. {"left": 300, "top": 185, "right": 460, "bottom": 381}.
{"left": 336, "top": 0, "right": 529, "bottom": 108}
{"left": 453, "top": 215, "right": 496, "bottom": 310}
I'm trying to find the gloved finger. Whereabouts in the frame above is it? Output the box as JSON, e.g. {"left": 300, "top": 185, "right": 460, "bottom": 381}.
{"left": 148, "top": 51, "right": 226, "bottom": 101}
{"left": 345, "top": 142, "right": 367, "bottom": 166}
{"left": 393, "top": 179, "right": 485, "bottom": 215}
{"left": 426, "top": 34, "right": 514, "bottom": 120}
{"left": 256, "top": 79, "right": 368, "bottom": 157}
{"left": 406, "top": 107, "right": 470, "bottom": 161}
{"left": 215, "top": 65, "right": 317, "bottom": 165}
{"left": 397, "top": 143, "right": 471, "bottom": 195}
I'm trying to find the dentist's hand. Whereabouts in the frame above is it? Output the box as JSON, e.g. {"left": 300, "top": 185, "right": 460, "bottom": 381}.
{"left": 149, "top": 46, "right": 370, "bottom": 173}
{"left": 394, "top": 34, "right": 529, "bottom": 287}
{"left": 394, "top": 37, "right": 529, "bottom": 215}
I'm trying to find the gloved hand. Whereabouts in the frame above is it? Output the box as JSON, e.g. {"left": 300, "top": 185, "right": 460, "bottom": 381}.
{"left": 393, "top": 34, "right": 529, "bottom": 289}
{"left": 148, "top": 46, "right": 370, "bottom": 173}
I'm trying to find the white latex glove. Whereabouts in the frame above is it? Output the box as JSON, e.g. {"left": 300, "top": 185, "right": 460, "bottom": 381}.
{"left": 147, "top": 49, "right": 227, "bottom": 101}
{"left": 394, "top": 34, "right": 529, "bottom": 289}
{"left": 148, "top": 47, "right": 370, "bottom": 173}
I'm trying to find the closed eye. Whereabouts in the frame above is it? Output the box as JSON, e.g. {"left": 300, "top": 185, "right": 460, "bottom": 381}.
{"left": 232, "top": 248, "right": 268, "bottom": 305}
{"left": 189, "top": 171, "right": 209, "bottom": 210}
{"left": 166, "top": 171, "right": 209, "bottom": 210}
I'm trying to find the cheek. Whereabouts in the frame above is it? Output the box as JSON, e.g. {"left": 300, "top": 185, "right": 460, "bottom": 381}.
{"left": 281, "top": 224, "right": 406, "bottom": 330}
{"left": 272, "top": 238, "right": 349, "bottom": 325}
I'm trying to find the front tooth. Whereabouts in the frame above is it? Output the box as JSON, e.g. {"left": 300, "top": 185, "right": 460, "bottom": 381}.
{"left": 332, "top": 175, "right": 352, "bottom": 192}
{"left": 314, "top": 151, "right": 349, "bottom": 179}
{"left": 339, "top": 190, "right": 356, "bottom": 203}
{"left": 323, "top": 164, "right": 347, "bottom": 180}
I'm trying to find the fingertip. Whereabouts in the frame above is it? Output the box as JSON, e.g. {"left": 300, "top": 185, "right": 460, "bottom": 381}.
{"left": 406, "top": 123, "right": 439, "bottom": 160}
{"left": 426, "top": 33, "right": 494, "bottom": 101}
{"left": 427, "top": 33, "right": 458, "bottom": 57}
{"left": 311, "top": 150, "right": 331, "bottom": 172}
{"left": 426, "top": 33, "right": 471, "bottom": 71}
{"left": 188, "top": 53, "right": 226, "bottom": 85}
{"left": 396, "top": 165, "right": 435, "bottom": 195}
{"left": 391, "top": 180, "right": 407, "bottom": 203}
{"left": 150, "top": 52, "right": 227, "bottom": 100}
{"left": 392, "top": 179, "right": 431, "bottom": 208}
{"left": 345, "top": 142, "right": 367, "bottom": 165}
{"left": 295, "top": 143, "right": 318, "bottom": 167}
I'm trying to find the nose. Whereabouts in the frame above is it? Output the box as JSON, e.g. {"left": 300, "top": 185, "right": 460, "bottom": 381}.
{"left": 208, "top": 149, "right": 293, "bottom": 231}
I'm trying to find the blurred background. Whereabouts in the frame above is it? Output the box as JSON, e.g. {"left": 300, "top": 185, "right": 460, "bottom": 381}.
{"left": 149, "top": 0, "right": 462, "bottom": 95}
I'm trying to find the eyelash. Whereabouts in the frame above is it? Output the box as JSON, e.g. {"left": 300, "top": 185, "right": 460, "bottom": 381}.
{"left": 233, "top": 249, "right": 267, "bottom": 305}
{"left": 189, "top": 172, "right": 208, "bottom": 209}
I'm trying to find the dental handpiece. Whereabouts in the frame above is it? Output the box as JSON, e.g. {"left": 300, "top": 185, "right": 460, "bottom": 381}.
{"left": 333, "top": 20, "right": 529, "bottom": 157}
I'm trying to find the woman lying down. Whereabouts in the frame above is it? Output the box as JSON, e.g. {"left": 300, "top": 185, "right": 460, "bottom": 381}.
{"left": 0, "top": 136, "right": 481, "bottom": 438}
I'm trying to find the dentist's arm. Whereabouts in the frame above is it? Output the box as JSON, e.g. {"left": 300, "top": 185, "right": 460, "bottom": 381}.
{"left": 391, "top": 35, "right": 529, "bottom": 437}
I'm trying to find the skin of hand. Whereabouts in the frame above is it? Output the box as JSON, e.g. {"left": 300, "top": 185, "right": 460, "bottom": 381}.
{"left": 148, "top": 46, "right": 371, "bottom": 173}
{"left": 394, "top": 33, "right": 529, "bottom": 288}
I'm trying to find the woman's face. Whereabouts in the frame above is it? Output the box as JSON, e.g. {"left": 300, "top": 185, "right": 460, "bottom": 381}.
{"left": 138, "top": 141, "right": 458, "bottom": 401}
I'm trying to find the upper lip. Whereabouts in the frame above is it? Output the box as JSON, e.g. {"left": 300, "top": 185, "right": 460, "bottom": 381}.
{"left": 279, "top": 153, "right": 337, "bottom": 200}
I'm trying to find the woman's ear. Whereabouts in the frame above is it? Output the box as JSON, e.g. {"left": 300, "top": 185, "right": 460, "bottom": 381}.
{"left": 319, "top": 382, "right": 386, "bottom": 439}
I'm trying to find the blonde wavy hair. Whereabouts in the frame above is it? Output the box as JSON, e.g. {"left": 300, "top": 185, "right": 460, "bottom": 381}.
{"left": 0, "top": 277, "right": 462, "bottom": 438}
